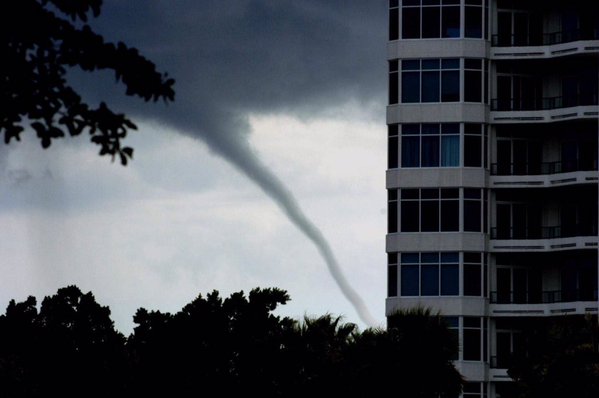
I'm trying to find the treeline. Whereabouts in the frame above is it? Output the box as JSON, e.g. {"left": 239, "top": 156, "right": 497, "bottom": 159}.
{"left": 0, "top": 286, "right": 463, "bottom": 398}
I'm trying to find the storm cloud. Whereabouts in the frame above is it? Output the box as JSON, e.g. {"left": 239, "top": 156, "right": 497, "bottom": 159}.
{"left": 69, "top": 0, "right": 388, "bottom": 326}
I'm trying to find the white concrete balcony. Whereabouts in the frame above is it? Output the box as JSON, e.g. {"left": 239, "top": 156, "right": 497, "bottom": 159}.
{"left": 490, "top": 95, "right": 598, "bottom": 124}
{"left": 491, "top": 30, "right": 599, "bottom": 60}
{"left": 489, "top": 299, "right": 598, "bottom": 318}
{"left": 489, "top": 225, "right": 598, "bottom": 252}
{"left": 489, "top": 162, "right": 598, "bottom": 188}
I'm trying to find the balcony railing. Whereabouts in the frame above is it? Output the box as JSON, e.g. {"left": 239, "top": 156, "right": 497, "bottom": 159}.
{"left": 490, "top": 160, "right": 598, "bottom": 176}
{"left": 490, "top": 224, "right": 597, "bottom": 240}
{"left": 490, "top": 289, "right": 599, "bottom": 305}
{"left": 492, "top": 28, "right": 599, "bottom": 47}
{"left": 491, "top": 94, "right": 598, "bottom": 111}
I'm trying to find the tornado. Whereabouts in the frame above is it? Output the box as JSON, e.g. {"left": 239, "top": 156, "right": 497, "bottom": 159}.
{"left": 199, "top": 124, "right": 378, "bottom": 328}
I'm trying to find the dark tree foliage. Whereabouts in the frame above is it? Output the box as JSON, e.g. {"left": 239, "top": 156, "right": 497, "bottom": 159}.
{"left": 384, "top": 307, "right": 465, "bottom": 398}
{"left": 0, "top": 286, "right": 127, "bottom": 398}
{"left": 0, "top": 286, "right": 464, "bottom": 397}
{"left": 0, "top": 0, "right": 175, "bottom": 165}
{"left": 508, "top": 315, "right": 599, "bottom": 398}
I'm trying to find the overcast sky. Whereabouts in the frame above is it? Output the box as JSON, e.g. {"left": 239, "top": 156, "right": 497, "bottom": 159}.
{"left": 0, "top": 0, "right": 388, "bottom": 333}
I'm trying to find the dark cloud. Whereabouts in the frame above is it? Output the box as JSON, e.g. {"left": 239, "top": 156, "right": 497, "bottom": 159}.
{"left": 83, "top": 0, "right": 387, "bottom": 127}
{"left": 70, "top": 0, "right": 387, "bottom": 326}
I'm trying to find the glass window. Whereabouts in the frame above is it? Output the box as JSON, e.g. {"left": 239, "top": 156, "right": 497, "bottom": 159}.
{"left": 402, "top": 71, "right": 420, "bottom": 103}
{"left": 402, "top": 0, "right": 462, "bottom": 39}
{"left": 464, "top": 264, "right": 482, "bottom": 296}
{"left": 388, "top": 252, "right": 398, "bottom": 297}
{"left": 399, "top": 188, "right": 460, "bottom": 232}
{"left": 401, "top": 58, "right": 463, "bottom": 103}
{"left": 421, "top": 199, "right": 440, "bottom": 232}
{"left": 465, "top": 3, "right": 483, "bottom": 38}
{"left": 422, "top": 70, "right": 441, "bottom": 102}
{"left": 388, "top": 125, "right": 399, "bottom": 169}
{"left": 401, "top": 264, "right": 419, "bottom": 296}
{"left": 464, "top": 189, "right": 482, "bottom": 232}
{"left": 401, "top": 135, "right": 420, "bottom": 167}
{"left": 441, "top": 123, "right": 460, "bottom": 166}
{"left": 389, "top": 60, "right": 399, "bottom": 104}
{"left": 464, "top": 59, "right": 482, "bottom": 102}
{"left": 422, "top": 6, "right": 441, "bottom": 38}
{"left": 444, "top": 316, "right": 459, "bottom": 360}
{"left": 442, "top": 4, "right": 460, "bottom": 38}
{"left": 400, "top": 199, "right": 419, "bottom": 233}
{"left": 400, "top": 252, "right": 459, "bottom": 297}
{"left": 389, "top": 2, "right": 399, "bottom": 41}
{"left": 421, "top": 264, "right": 440, "bottom": 295}
{"left": 441, "top": 263, "right": 459, "bottom": 295}
{"left": 441, "top": 69, "right": 459, "bottom": 101}
{"left": 464, "top": 251, "right": 483, "bottom": 296}
{"left": 388, "top": 189, "right": 398, "bottom": 233}
{"left": 440, "top": 197, "right": 459, "bottom": 231}
{"left": 421, "top": 124, "right": 440, "bottom": 166}
{"left": 400, "top": 123, "right": 459, "bottom": 168}
{"left": 402, "top": 7, "right": 420, "bottom": 39}
{"left": 463, "top": 317, "right": 482, "bottom": 361}
{"left": 464, "top": 123, "right": 484, "bottom": 167}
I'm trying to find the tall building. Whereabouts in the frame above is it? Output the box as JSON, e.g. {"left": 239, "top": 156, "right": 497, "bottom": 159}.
{"left": 386, "top": 1, "right": 598, "bottom": 397}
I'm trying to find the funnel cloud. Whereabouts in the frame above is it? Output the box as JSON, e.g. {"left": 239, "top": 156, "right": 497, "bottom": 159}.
{"left": 75, "top": 0, "right": 387, "bottom": 326}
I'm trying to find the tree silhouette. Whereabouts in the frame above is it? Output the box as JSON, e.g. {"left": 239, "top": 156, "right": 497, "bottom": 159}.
{"left": 508, "top": 315, "right": 599, "bottom": 398}
{"left": 0, "top": 0, "right": 175, "bottom": 165}
{"left": 1, "top": 286, "right": 465, "bottom": 397}
{"left": 0, "top": 286, "right": 127, "bottom": 398}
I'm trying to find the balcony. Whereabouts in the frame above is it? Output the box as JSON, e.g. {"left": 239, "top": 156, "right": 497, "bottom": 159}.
{"left": 490, "top": 289, "right": 598, "bottom": 305}
{"left": 489, "top": 160, "right": 598, "bottom": 187}
{"left": 491, "top": 29, "right": 599, "bottom": 60}
{"left": 491, "top": 94, "right": 598, "bottom": 112}
{"left": 490, "top": 224, "right": 598, "bottom": 252}
{"left": 492, "top": 29, "right": 599, "bottom": 47}
{"left": 491, "top": 224, "right": 597, "bottom": 240}
{"left": 491, "top": 160, "right": 598, "bottom": 176}
{"left": 490, "top": 93, "right": 599, "bottom": 123}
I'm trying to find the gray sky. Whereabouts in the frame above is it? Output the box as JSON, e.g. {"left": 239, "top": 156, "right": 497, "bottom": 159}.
{"left": 0, "top": 0, "right": 388, "bottom": 332}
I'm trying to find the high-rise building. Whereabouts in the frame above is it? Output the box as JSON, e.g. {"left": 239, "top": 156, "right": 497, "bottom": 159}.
{"left": 386, "top": 1, "right": 598, "bottom": 397}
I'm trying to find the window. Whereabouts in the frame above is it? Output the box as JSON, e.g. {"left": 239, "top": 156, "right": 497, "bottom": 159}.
{"left": 392, "top": 252, "right": 486, "bottom": 298}
{"left": 391, "top": 0, "right": 487, "bottom": 40}
{"left": 388, "top": 189, "right": 398, "bottom": 233}
{"left": 401, "top": 0, "right": 460, "bottom": 39}
{"left": 389, "top": 123, "right": 486, "bottom": 169}
{"left": 401, "top": 58, "right": 459, "bottom": 103}
{"left": 390, "top": 188, "right": 487, "bottom": 233}
{"left": 464, "top": 123, "right": 485, "bottom": 167}
{"left": 463, "top": 317, "right": 483, "bottom": 361}
{"left": 400, "top": 252, "right": 459, "bottom": 296}
{"left": 444, "top": 316, "right": 459, "bottom": 360}
{"left": 388, "top": 124, "right": 399, "bottom": 168}
{"left": 394, "top": 58, "right": 486, "bottom": 104}
{"left": 389, "top": 60, "right": 399, "bottom": 104}
{"left": 389, "top": 0, "right": 399, "bottom": 40}
{"left": 465, "top": 0, "right": 483, "bottom": 38}
{"left": 401, "top": 123, "right": 459, "bottom": 167}
{"left": 464, "top": 58, "right": 483, "bottom": 102}
{"left": 443, "top": 317, "right": 488, "bottom": 362}
{"left": 400, "top": 188, "right": 459, "bottom": 232}
{"left": 388, "top": 252, "right": 398, "bottom": 297}
{"left": 464, "top": 188, "right": 482, "bottom": 232}
{"left": 463, "top": 252, "right": 483, "bottom": 296}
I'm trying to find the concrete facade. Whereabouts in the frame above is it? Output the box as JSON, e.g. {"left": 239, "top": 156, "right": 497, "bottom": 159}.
{"left": 386, "top": 1, "right": 598, "bottom": 397}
